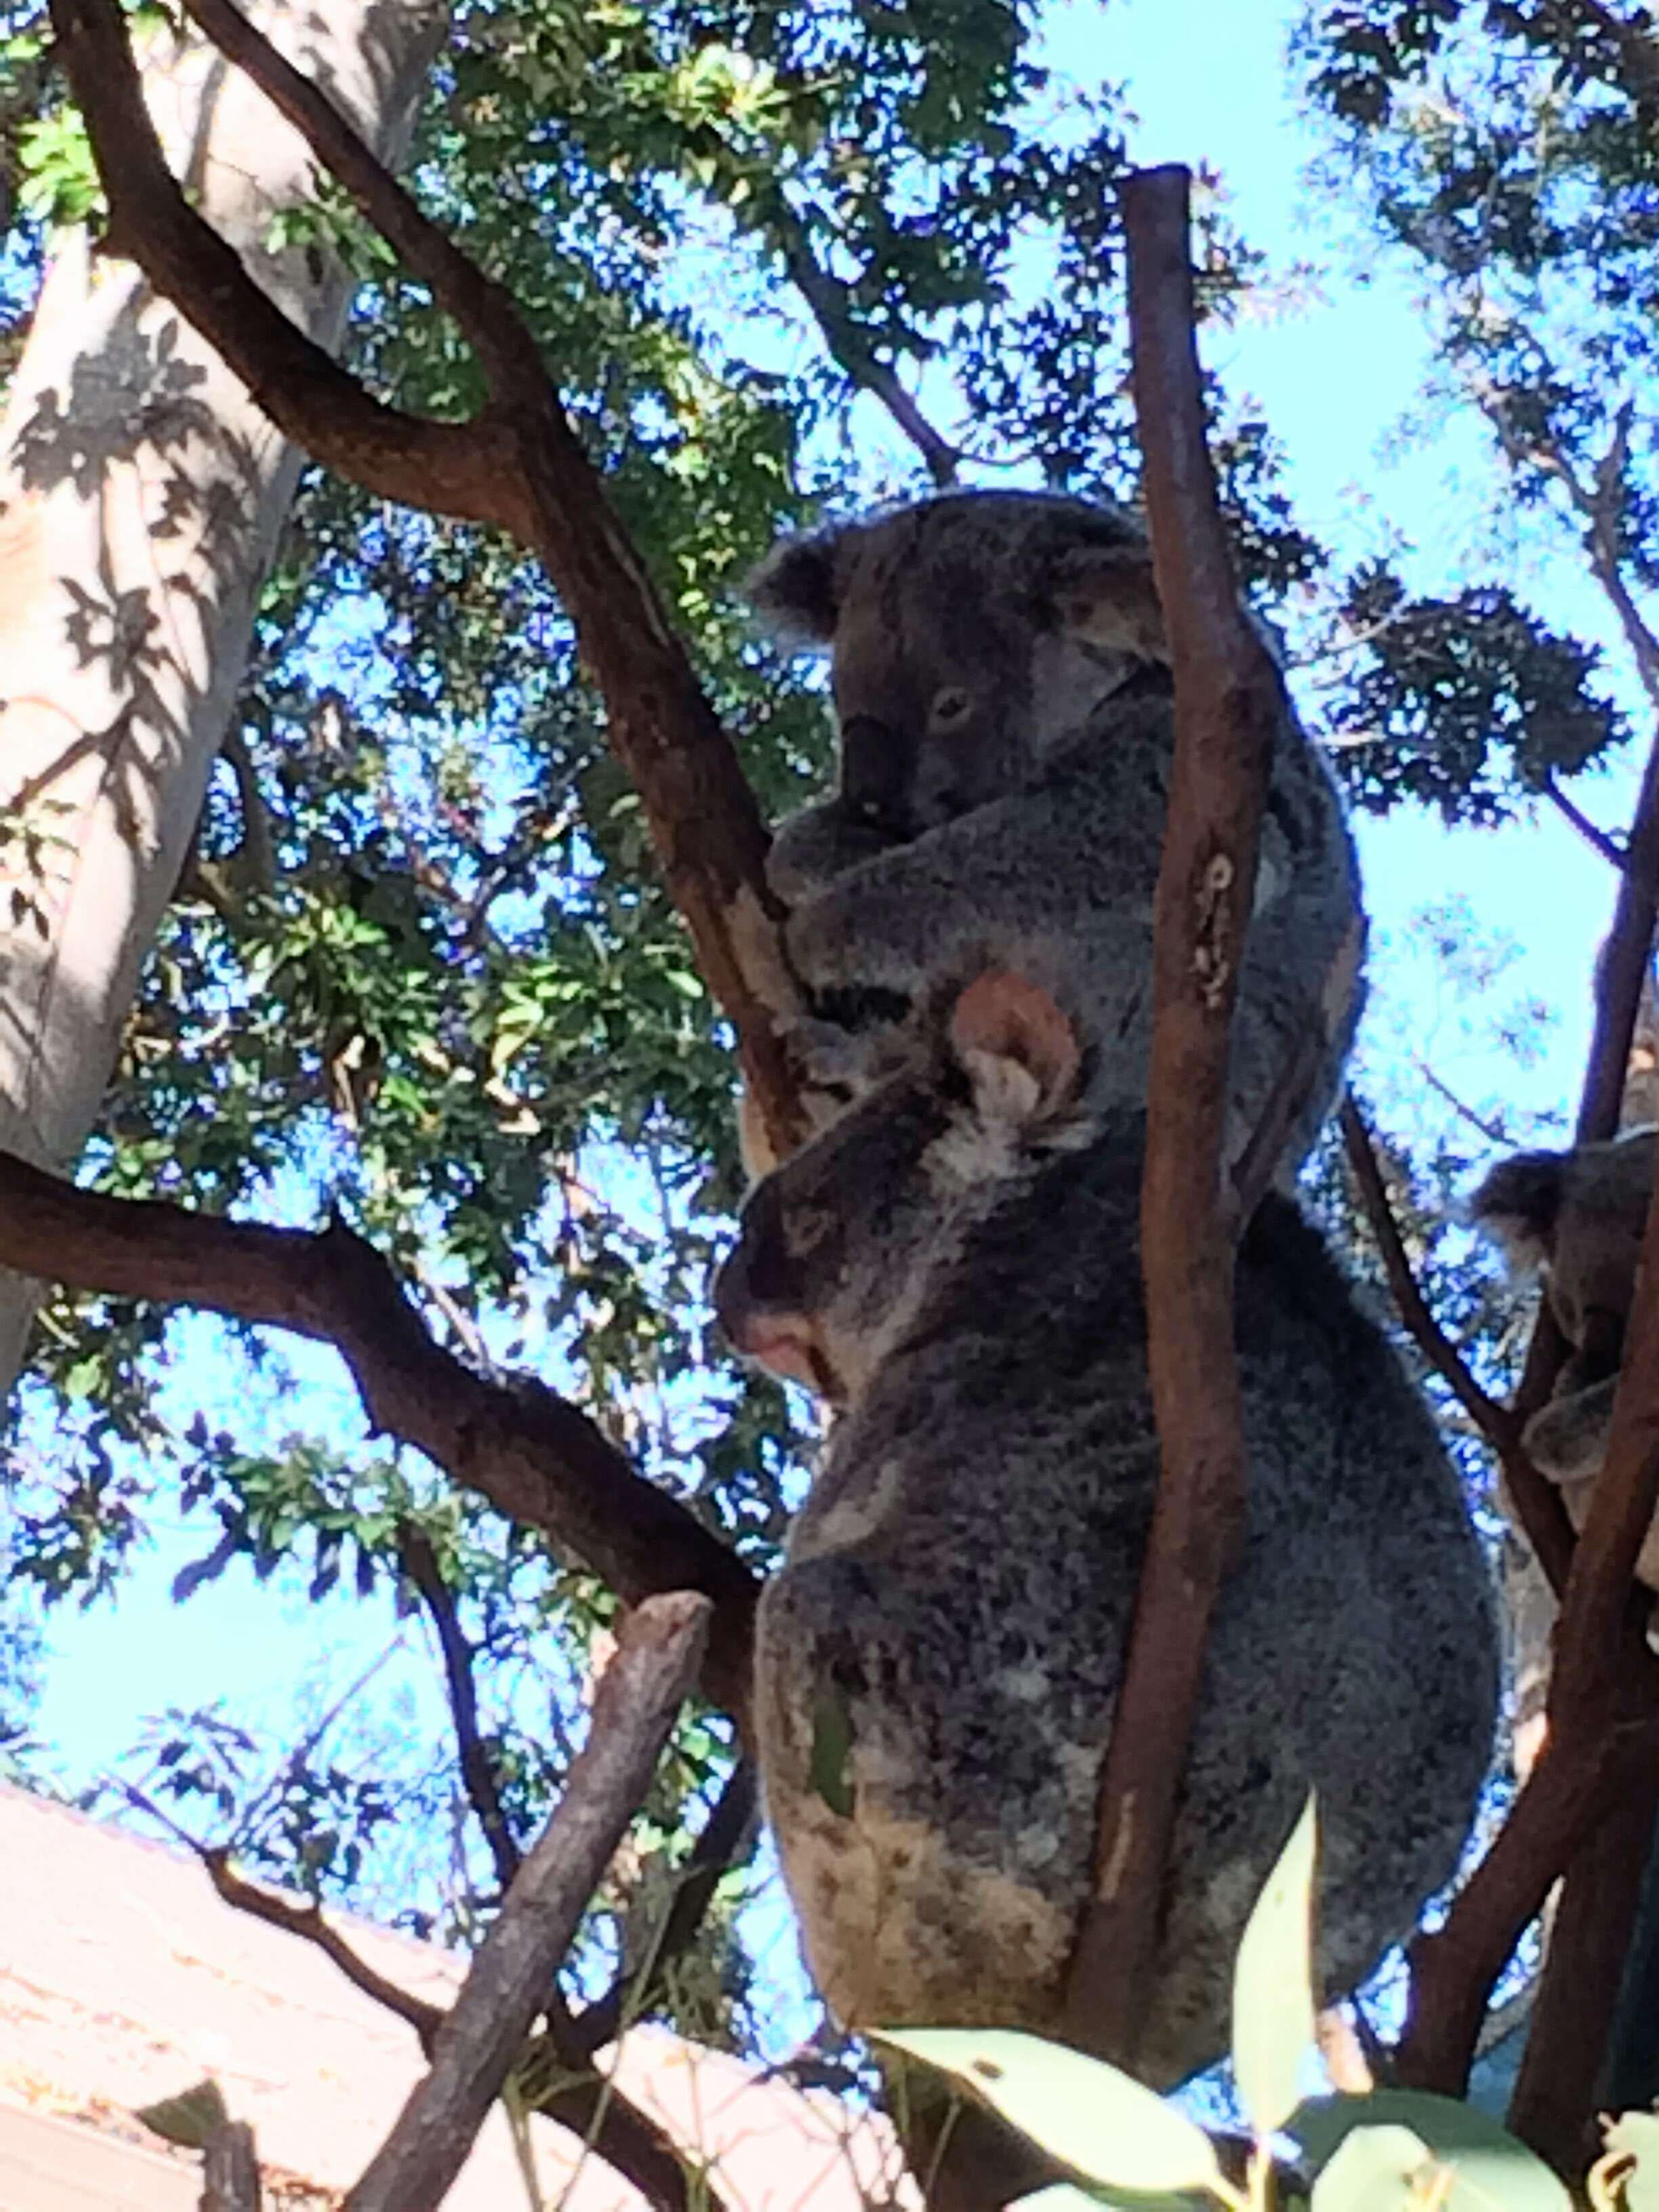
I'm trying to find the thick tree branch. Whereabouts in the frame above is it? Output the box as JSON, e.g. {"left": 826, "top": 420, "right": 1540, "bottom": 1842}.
{"left": 0, "top": 1152, "right": 758, "bottom": 1719}
{"left": 51, "top": 0, "right": 811, "bottom": 1161}
{"left": 346, "top": 1592, "right": 710, "bottom": 2212}
{"left": 397, "top": 1523, "right": 523, "bottom": 1895}
{"left": 1061, "top": 164, "right": 1277, "bottom": 2064}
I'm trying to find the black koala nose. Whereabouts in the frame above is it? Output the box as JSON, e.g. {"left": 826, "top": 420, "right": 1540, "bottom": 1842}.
{"left": 713, "top": 1181, "right": 804, "bottom": 1349}
{"left": 837, "top": 715, "right": 911, "bottom": 834}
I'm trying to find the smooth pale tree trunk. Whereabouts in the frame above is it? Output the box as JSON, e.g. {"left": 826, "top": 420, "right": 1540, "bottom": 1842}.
{"left": 0, "top": 0, "right": 447, "bottom": 1391}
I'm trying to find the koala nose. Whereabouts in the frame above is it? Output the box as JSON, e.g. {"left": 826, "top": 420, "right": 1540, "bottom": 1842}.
{"left": 837, "top": 715, "right": 911, "bottom": 834}
{"left": 713, "top": 1181, "right": 804, "bottom": 1353}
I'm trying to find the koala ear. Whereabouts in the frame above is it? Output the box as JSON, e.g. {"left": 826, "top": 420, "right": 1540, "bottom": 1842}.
{"left": 949, "top": 970, "right": 1081, "bottom": 1128}
{"left": 747, "top": 524, "right": 852, "bottom": 649}
{"left": 1467, "top": 1148, "right": 1570, "bottom": 1271}
{"left": 1048, "top": 532, "right": 1168, "bottom": 664}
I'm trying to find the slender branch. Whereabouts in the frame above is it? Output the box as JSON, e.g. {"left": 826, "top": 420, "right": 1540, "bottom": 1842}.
{"left": 1061, "top": 164, "right": 1277, "bottom": 2063}
{"left": 51, "top": 0, "right": 812, "bottom": 1161}
{"left": 1338, "top": 1092, "right": 1577, "bottom": 1593}
{"left": 773, "top": 222, "right": 959, "bottom": 484}
{"left": 397, "top": 1523, "right": 522, "bottom": 1895}
{"left": 345, "top": 1592, "right": 710, "bottom": 2212}
{"left": 1544, "top": 775, "right": 1626, "bottom": 874}
{"left": 0, "top": 1153, "right": 758, "bottom": 1720}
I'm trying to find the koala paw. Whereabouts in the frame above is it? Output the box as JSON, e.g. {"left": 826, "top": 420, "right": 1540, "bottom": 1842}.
{"left": 1523, "top": 1376, "right": 1619, "bottom": 1485}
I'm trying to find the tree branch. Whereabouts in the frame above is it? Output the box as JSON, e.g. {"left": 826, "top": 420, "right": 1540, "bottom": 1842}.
{"left": 1543, "top": 775, "right": 1626, "bottom": 874}
{"left": 1338, "top": 1091, "right": 1578, "bottom": 1594}
{"left": 1061, "top": 164, "right": 1277, "bottom": 2063}
{"left": 202, "top": 2118, "right": 262, "bottom": 2211}
{"left": 51, "top": 0, "right": 812, "bottom": 1162}
{"left": 0, "top": 1152, "right": 758, "bottom": 1720}
{"left": 397, "top": 1523, "right": 522, "bottom": 1896}
{"left": 345, "top": 1591, "right": 710, "bottom": 2212}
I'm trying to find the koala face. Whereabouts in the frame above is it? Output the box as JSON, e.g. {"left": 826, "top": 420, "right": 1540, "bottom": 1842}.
{"left": 1471, "top": 1128, "right": 1657, "bottom": 1373}
{"left": 749, "top": 491, "right": 1168, "bottom": 840}
{"left": 714, "top": 970, "right": 1084, "bottom": 1402}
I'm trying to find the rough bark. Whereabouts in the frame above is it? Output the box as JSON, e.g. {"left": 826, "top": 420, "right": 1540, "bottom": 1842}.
{"left": 0, "top": 0, "right": 447, "bottom": 1390}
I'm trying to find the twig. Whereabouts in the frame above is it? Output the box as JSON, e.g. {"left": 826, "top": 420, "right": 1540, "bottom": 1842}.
{"left": 344, "top": 1592, "right": 710, "bottom": 2212}
{"left": 397, "top": 1523, "right": 522, "bottom": 1895}
{"left": 0, "top": 1151, "right": 758, "bottom": 1720}
{"left": 1337, "top": 1092, "right": 1577, "bottom": 1593}
{"left": 573, "top": 1757, "right": 759, "bottom": 2057}
{"left": 51, "top": 0, "right": 811, "bottom": 1162}
{"left": 1061, "top": 163, "right": 1277, "bottom": 2063}
{"left": 1543, "top": 775, "right": 1626, "bottom": 874}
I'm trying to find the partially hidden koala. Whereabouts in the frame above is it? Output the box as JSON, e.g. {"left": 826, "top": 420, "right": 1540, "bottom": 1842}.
{"left": 745, "top": 490, "right": 1367, "bottom": 1186}
{"left": 1471, "top": 1128, "right": 1659, "bottom": 1582}
{"left": 716, "top": 968, "right": 1498, "bottom": 2086}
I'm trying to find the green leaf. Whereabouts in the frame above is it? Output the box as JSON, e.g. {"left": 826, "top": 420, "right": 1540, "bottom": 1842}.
{"left": 135, "top": 2078, "right": 228, "bottom": 2150}
{"left": 807, "top": 1680, "right": 855, "bottom": 1817}
{"left": 1233, "top": 1792, "right": 1317, "bottom": 2139}
{"left": 1311, "top": 2124, "right": 1442, "bottom": 2210}
{"left": 1603, "top": 2113, "right": 1659, "bottom": 2210}
{"left": 876, "top": 2028, "right": 1223, "bottom": 2198}
{"left": 1292, "top": 2093, "right": 1571, "bottom": 2211}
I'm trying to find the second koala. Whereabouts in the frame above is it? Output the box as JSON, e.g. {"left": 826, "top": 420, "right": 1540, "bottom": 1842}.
{"left": 747, "top": 489, "right": 1366, "bottom": 1185}
{"left": 1471, "top": 1128, "right": 1659, "bottom": 1579}
{"left": 717, "top": 969, "right": 1498, "bottom": 2085}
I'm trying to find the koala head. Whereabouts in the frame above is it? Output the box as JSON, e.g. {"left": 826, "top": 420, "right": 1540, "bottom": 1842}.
{"left": 748, "top": 490, "right": 1168, "bottom": 839}
{"left": 714, "top": 969, "right": 1084, "bottom": 1404}
{"left": 1470, "top": 1128, "right": 1658, "bottom": 1377}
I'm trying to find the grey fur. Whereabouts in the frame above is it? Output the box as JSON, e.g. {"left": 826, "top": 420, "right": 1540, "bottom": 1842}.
{"left": 1471, "top": 1129, "right": 1659, "bottom": 1580}
{"left": 748, "top": 489, "right": 1366, "bottom": 1182}
{"left": 718, "top": 987, "right": 1498, "bottom": 2085}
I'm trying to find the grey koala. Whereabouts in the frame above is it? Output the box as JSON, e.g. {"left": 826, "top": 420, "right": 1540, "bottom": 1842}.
{"left": 716, "top": 968, "right": 1498, "bottom": 2085}
{"left": 1471, "top": 1130, "right": 1659, "bottom": 1582}
{"left": 745, "top": 489, "right": 1366, "bottom": 1185}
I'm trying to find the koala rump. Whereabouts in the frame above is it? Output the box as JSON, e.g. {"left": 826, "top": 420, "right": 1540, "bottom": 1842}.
{"left": 722, "top": 972, "right": 1498, "bottom": 2085}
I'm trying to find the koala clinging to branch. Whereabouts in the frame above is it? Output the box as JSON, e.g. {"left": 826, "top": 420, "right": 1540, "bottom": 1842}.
{"left": 1471, "top": 1128, "right": 1659, "bottom": 1583}
{"left": 716, "top": 968, "right": 1497, "bottom": 2085}
{"left": 745, "top": 490, "right": 1366, "bottom": 1184}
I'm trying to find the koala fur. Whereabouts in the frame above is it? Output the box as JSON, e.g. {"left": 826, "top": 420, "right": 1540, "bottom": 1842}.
{"left": 1471, "top": 1129, "right": 1659, "bottom": 1582}
{"left": 746, "top": 490, "right": 1366, "bottom": 1185}
{"left": 716, "top": 970, "right": 1497, "bottom": 2086}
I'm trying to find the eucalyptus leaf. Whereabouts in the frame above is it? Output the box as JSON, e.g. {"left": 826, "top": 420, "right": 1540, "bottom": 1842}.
{"left": 1310, "top": 2124, "right": 1442, "bottom": 2211}
{"left": 1603, "top": 2112, "right": 1659, "bottom": 2211}
{"left": 877, "top": 2028, "right": 1223, "bottom": 2198}
{"left": 1292, "top": 2093, "right": 1571, "bottom": 2211}
{"left": 135, "top": 2078, "right": 229, "bottom": 2150}
{"left": 1232, "top": 1791, "right": 1317, "bottom": 2139}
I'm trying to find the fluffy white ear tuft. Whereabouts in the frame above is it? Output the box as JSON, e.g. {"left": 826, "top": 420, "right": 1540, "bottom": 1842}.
{"left": 949, "top": 970, "right": 1080, "bottom": 1128}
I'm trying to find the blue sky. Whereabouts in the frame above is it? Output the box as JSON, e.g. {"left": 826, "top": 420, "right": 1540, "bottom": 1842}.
{"left": 19, "top": 0, "right": 1642, "bottom": 1952}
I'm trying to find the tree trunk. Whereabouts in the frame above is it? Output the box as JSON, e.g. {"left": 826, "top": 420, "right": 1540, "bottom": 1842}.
{"left": 0, "top": 0, "right": 447, "bottom": 1390}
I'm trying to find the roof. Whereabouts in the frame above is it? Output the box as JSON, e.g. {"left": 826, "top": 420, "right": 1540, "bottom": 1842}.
{"left": 0, "top": 1782, "right": 916, "bottom": 2209}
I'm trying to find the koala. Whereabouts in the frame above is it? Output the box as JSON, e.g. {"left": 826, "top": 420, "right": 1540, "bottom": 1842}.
{"left": 716, "top": 968, "right": 1498, "bottom": 2087}
{"left": 746, "top": 490, "right": 1366, "bottom": 1186}
{"left": 1471, "top": 1129, "right": 1659, "bottom": 1582}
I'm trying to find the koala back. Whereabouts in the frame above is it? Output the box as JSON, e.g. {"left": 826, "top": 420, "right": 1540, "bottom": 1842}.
{"left": 755, "top": 1120, "right": 1497, "bottom": 2085}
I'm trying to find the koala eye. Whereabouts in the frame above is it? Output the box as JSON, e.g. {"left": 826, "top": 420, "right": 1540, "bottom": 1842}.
{"left": 929, "top": 687, "right": 973, "bottom": 729}
{"left": 788, "top": 1204, "right": 838, "bottom": 1258}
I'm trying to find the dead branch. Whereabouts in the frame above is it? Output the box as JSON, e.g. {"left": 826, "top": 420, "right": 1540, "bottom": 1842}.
{"left": 1060, "top": 163, "right": 1278, "bottom": 2063}
{"left": 345, "top": 1591, "right": 710, "bottom": 2212}
{"left": 397, "top": 1523, "right": 522, "bottom": 1895}
{"left": 0, "top": 1151, "right": 758, "bottom": 1719}
{"left": 1338, "top": 1091, "right": 1578, "bottom": 1594}
{"left": 51, "top": 0, "right": 811, "bottom": 1161}
{"left": 201, "top": 2118, "right": 262, "bottom": 2211}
